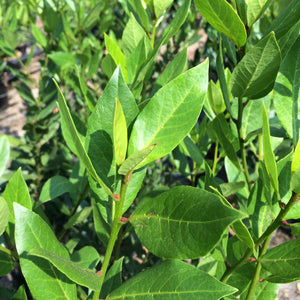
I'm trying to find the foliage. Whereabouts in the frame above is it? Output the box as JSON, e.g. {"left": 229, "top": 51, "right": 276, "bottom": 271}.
{"left": 0, "top": 0, "right": 300, "bottom": 299}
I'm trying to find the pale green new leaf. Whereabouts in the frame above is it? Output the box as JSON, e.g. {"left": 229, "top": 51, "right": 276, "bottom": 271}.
{"left": 113, "top": 98, "right": 127, "bottom": 166}
{"left": 131, "top": 186, "right": 245, "bottom": 259}
{"left": 292, "top": 140, "right": 300, "bottom": 174}
{"left": 261, "top": 239, "right": 300, "bottom": 283}
{"left": 128, "top": 60, "right": 209, "bottom": 168}
{"left": 0, "top": 197, "right": 9, "bottom": 236}
{"left": 273, "top": 36, "right": 300, "bottom": 144}
{"left": 246, "top": 0, "right": 272, "bottom": 27}
{"left": 230, "top": 32, "right": 281, "bottom": 99}
{"left": 194, "top": 0, "right": 246, "bottom": 48}
{"left": 153, "top": 0, "right": 173, "bottom": 18}
{"left": 28, "top": 247, "right": 101, "bottom": 291}
{"left": 14, "top": 203, "right": 76, "bottom": 299}
{"left": 105, "top": 34, "right": 128, "bottom": 81}
{"left": 207, "top": 80, "right": 226, "bottom": 114}
{"left": 121, "top": 13, "right": 151, "bottom": 57}
{"left": 0, "top": 135, "right": 9, "bottom": 178}
{"left": 54, "top": 80, "right": 113, "bottom": 196}
{"left": 107, "top": 260, "right": 237, "bottom": 299}
{"left": 118, "top": 144, "right": 157, "bottom": 175}
{"left": 262, "top": 102, "right": 279, "bottom": 194}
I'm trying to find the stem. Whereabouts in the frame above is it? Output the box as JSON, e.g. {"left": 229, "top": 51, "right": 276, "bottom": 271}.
{"left": 237, "top": 97, "right": 251, "bottom": 189}
{"left": 212, "top": 142, "right": 219, "bottom": 176}
{"left": 221, "top": 192, "right": 299, "bottom": 283}
{"left": 93, "top": 173, "right": 131, "bottom": 300}
{"left": 245, "top": 234, "right": 272, "bottom": 300}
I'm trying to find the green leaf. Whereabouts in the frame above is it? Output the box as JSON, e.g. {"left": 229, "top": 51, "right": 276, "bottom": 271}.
{"left": 104, "top": 34, "right": 128, "bottom": 82}
{"left": 230, "top": 32, "right": 281, "bottom": 99}
{"left": 12, "top": 284, "right": 28, "bottom": 300}
{"left": 220, "top": 182, "right": 246, "bottom": 197}
{"left": 0, "top": 250, "right": 15, "bottom": 276}
{"left": 0, "top": 135, "right": 10, "bottom": 178}
{"left": 38, "top": 175, "right": 74, "bottom": 205}
{"left": 292, "top": 140, "right": 300, "bottom": 174}
{"left": 273, "top": 36, "right": 300, "bottom": 144}
{"left": 113, "top": 98, "right": 128, "bottom": 166}
{"left": 153, "top": 0, "right": 173, "bottom": 18}
{"left": 130, "top": 0, "right": 149, "bottom": 32}
{"left": 121, "top": 13, "right": 151, "bottom": 57}
{"left": 48, "top": 52, "right": 76, "bottom": 68}
{"left": 14, "top": 203, "right": 76, "bottom": 299}
{"left": 100, "top": 257, "right": 124, "bottom": 299}
{"left": 208, "top": 114, "right": 240, "bottom": 170}
{"left": 71, "top": 246, "right": 100, "bottom": 269}
{"left": 128, "top": 60, "right": 209, "bottom": 168}
{"left": 194, "top": 0, "right": 246, "bottom": 48}
{"left": 3, "top": 168, "right": 32, "bottom": 241}
{"left": 264, "top": 0, "right": 300, "bottom": 40}
{"left": 131, "top": 186, "right": 245, "bottom": 259}
{"left": 291, "top": 223, "right": 300, "bottom": 237}
{"left": 28, "top": 246, "right": 101, "bottom": 291}
{"left": 92, "top": 199, "right": 110, "bottom": 245}
{"left": 54, "top": 79, "right": 113, "bottom": 196}
{"left": 107, "top": 260, "right": 237, "bottom": 299}
{"left": 262, "top": 102, "right": 279, "bottom": 194}
{"left": 261, "top": 239, "right": 300, "bottom": 283}
{"left": 151, "top": 46, "right": 188, "bottom": 96}
{"left": 118, "top": 143, "right": 157, "bottom": 175}
{"left": 207, "top": 81, "right": 226, "bottom": 114}
{"left": 82, "top": 3, "right": 105, "bottom": 31}
{"left": 180, "top": 136, "right": 204, "bottom": 167}
{"left": 64, "top": 206, "right": 93, "bottom": 230}
{"left": 246, "top": 0, "right": 273, "bottom": 27}
{"left": 0, "top": 197, "right": 9, "bottom": 235}
{"left": 31, "top": 23, "right": 47, "bottom": 48}
{"left": 291, "top": 167, "right": 300, "bottom": 194}
{"left": 85, "top": 66, "right": 138, "bottom": 189}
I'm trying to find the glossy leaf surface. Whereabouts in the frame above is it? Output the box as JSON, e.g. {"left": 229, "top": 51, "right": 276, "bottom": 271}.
{"left": 230, "top": 32, "right": 281, "bottom": 99}
{"left": 0, "top": 135, "right": 9, "bottom": 178}
{"left": 128, "top": 60, "right": 208, "bottom": 168}
{"left": 14, "top": 204, "right": 76, "bottom": 299}
{"left": 246, "top": 0, "right": 272, "bottom": 27}
{"left": 107, "top": 260, "right": 237, "bottom": 299}
{"left": 131, "top": 186, "right": 245, "bottom": 259}
{"left": 194, "top": 0, "right": 246, "bottom": 48}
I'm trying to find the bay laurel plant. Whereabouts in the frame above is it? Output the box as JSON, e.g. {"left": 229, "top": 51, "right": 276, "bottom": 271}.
{"left": 1, "top": 0, "right": 300, "bottom": 299}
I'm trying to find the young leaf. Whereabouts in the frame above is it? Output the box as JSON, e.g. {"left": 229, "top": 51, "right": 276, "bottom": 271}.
{"left": 273, "top": 36, "right": 300, "bottom": 145}
{"left": 113, "top": 98, "right": 128, "bottom": 166}
{"left": 130, "top": 0, "right": 149, "bottom": 32}
{"left": 0, "top": 197, "right": 9, "bottom": 236}
{"left": 14, "top": 203, "right": 77, "bottom": 299}
{"left": 153, "top": 0, "right": 173, "bottom": 19}
{"left": 0, "top": 135, "right": 9, "bottom": 178}
{"left": 107, "top": 260, "right": 237, "bottom": 299}
{"left": 246, "top": 0, "right": 273, "bottom": 27}
{"left": 54, "top": 79, "right": 113, "bottom": 196}
{"left": 38, "top": 175, "right": 74, "bottom": 206}
{"left": 3, "top": 168, "right": 32, "bottom": 242}
{"left": 104, "top": 34, "right": 128, "bottom": 81}
{"left": 100, "top": 257, "right": 124, "bottom": 299}
{"left": 131, "top": 186, "right": 245, "bottom": 259}
{"left": 194, "top": 0, "right": 247, "bottom": 48}
{"left": 121, "top": 13, "right": 151, "bottom": 57}
{"left": 207, "top": 80, "right": 226, "bottom": 115}
{"left": 262, "top": 102, "right": 279, "bottom": 195}
{"left": 118, "top": 143, "right": 157, "bottom": 175}
{"left": 128, "top": 60, "right": 209, "bottom": 169}
{"left": 290, "top": 167, "right": 300, "bottom": 194}
{"left": 230, "top": 32, "right": 281, "bottom": 99}
{"left": 292, "top": 140, "right": 300, "bottom": 174}
{"left": 261, "top": 239, "right": 300, "bottom": 283}
{"left": 28, "top": 247, "right": 101, "bottom": 291}
{"left": 85, "top": 67, "right": 138, "bottom": 188}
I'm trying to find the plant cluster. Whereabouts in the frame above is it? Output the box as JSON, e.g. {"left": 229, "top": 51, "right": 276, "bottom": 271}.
{"left": 0, "top": 0, "right": 299, "bottom": 299}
